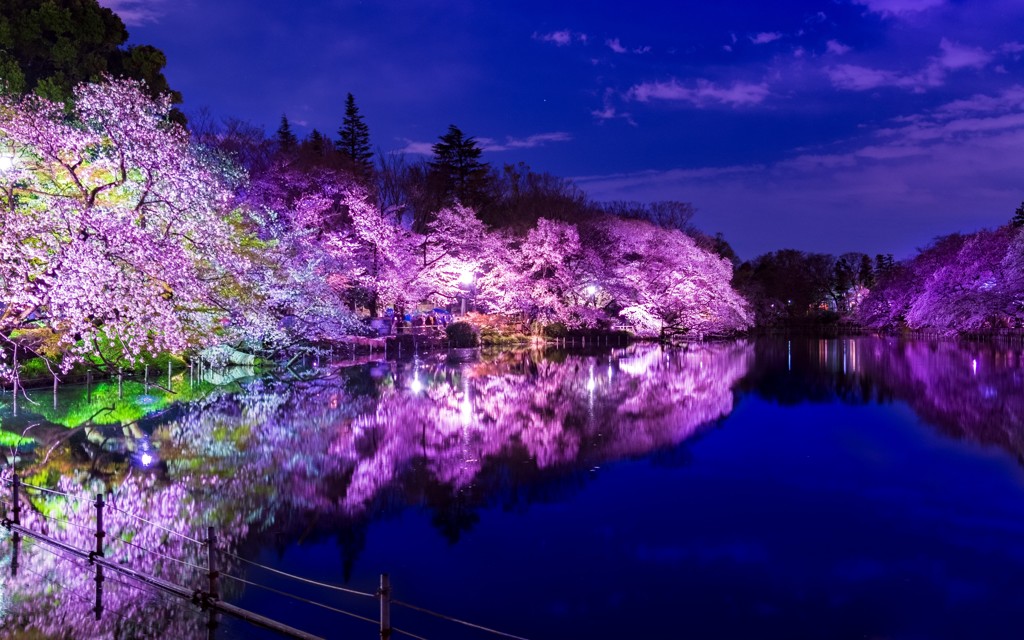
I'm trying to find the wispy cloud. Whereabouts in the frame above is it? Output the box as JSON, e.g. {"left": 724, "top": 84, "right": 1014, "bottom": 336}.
{"left": 826, "top": 40, "right": 852, "bottom": 55}
{"left": 575, "top": 85, "right": 1024, "bottom": 258}
{"left": 395, "top": 139, "right": 435, "bottom": 156}
{"left": 627, "top": 79, "right": 771, "bottom": 107}
{"left": 750, "top": 32, "right": 783, "bottom": 45}
{"left": 852, "top": 0, "right": 946, "bottom": 17}
{"left": 827, "top": 38, "right": 991, "bottom": 92}
{"left": 592, "top": 88, "right": 637, "bottom": 125}
{"left": 396, "top": 132, "right": 572, "bottom": 155}
{"left": 533, "top": 30, "right": 587, "bottom": 47}
{"left": 478, "top": 132, "right": 573, "bottom": 152}
{"left": 606, "top": 38, "right": 627, "bottom": 54}
{"left": 97, "top": 0, "right": 167, "bottom": 25}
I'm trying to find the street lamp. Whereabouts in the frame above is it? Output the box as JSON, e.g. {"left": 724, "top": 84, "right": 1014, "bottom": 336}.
{"left": 586, "top": 284, "right": 597, "bottom": 306}
{"left": 460, "top": 270, "right": 474, "bottom": 315}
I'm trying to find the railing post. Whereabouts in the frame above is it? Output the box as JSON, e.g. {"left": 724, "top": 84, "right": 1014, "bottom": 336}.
{"left": 9, "top": 473, "right": 21, "bottom": 577}
{"left": 93, "top": 492, "right": 105, "bottom": 620}
{"left": 379, "top": 573, "right": 391, "bottom": 640}
{"left": 207, "top": 526, "right": 219, "bottom": 601}
{"left": 207, "top": 526, "right": 220, "bottom": 638}
{"left": 12, "top": 473, "right": 21, "bottom": 527}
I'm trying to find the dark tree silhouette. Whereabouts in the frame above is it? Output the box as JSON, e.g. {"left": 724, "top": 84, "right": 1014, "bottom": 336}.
{"left": 336, "top": 93, "right": 373, "bottom": 178}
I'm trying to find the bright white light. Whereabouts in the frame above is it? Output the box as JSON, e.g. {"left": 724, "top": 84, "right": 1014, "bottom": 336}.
{"left": 586, "top": 375, "right": 596, "bottom": 392}
{"left": 586, "top": 285, "right": 597, "bottom": 296}
{"left": 0, "top": 154, "right": 13, "bottom": 172}
{"left": 459, "top": 270, "right": 474, "bottom": 285}
{"left": 972, "top": 359, "right": 977, "bottom": 376}
{"left": 411, "top": 377, "right": 423, "bottom": 393}
{"left": 140, "top": 453, "right": 154, "bottom": 467}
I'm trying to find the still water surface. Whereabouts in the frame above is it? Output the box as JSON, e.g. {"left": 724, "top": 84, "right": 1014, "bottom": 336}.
{"left": 1, "top": 337, "right": 1023, "bottom": 639}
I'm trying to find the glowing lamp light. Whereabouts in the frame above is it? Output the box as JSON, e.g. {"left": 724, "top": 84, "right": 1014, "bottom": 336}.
{"left": 411, "top": 376, "right": 423, "bottom": 393}
{"left": 586, "top": 285, "right": 597, "bottom": 296}
{"left": 459, "top": 270, "right": 474, "bottom": 286}
{"left": 0, "top": 154, "right": 14, "bottom": 172}
{"left": 140, "top": 452, "right": 154, "bottom": 467}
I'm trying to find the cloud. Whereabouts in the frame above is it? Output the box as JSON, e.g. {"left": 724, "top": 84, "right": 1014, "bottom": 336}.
{"left": 395, "top": 139, "right": 435, "bottom": 156}
{"left": 479, "top": 132, "right": 573, "bottom": 152}
{"left": 826, "top": 40, "right": 852, "bottom": 55}
{"left": 533, "top": 30, "right": 587, "bottom": 47}
{"left": 634, "top": 45, "right": 652, "bottom": 54}
{"left": 396, "top": 132, "right": 571, "bottom": 155}
{"left": 606, "top": 38, "right": 627, "bottom": 54}
{"left": 852, "top": 0, "right": 946, "bottom": 17}
{"left": 750, "top": 32, "right": 783, "bottom": 45}
{"left": 827, "top": 39, "right": 991, "bottom": 92}
{"left": 592, "top": 88, "right": 637, "bottom": 126}
{"left": 937, "top": 38, "right": 992, "bottom": 70}
{"left": 97, "top": 0, "right": 167, "bottom": 25}
{"left": 627, "top": 79, "right": 771, "bottom": 107}
{"left": 574, "top": 85, "right": 1024, "bottom": 259}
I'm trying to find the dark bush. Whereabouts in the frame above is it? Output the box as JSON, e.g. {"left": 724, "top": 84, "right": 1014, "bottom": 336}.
{"left": 542, "top": 322, "right": 568, "bottom": 338}
{"left": 446, "top": 321, "right": 479, "bottom": 348}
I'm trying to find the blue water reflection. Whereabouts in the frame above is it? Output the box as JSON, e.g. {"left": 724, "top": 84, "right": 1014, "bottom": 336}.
{"left": 2, "top": 338, "right": 1023, "bottom": 639}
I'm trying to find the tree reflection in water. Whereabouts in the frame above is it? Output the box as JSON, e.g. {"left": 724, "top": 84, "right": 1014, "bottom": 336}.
{"left": 745, "top": 337, "right": 1024, "bottom": 461}
{"left": 3, "top": 337, "right": 1022, "bottom": 638}
{"left": 0, "top": 342, "right": 752, "bottom": 638}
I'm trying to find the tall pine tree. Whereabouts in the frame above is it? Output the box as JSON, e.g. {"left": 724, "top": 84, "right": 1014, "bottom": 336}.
{"left": 336, "top": 93, "right": 373, "bottom": 177}
{"left": 429, "top": 124, "right": 490, "bottom": 209}
{"left": 276, "top": 114, "right": 298, "bottom": 154}
{"left": 1012, "top": 201, "right": 1024, "bottom": 228}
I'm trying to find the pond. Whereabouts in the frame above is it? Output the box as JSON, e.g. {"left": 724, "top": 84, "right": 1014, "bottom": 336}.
{"left": 2, "top": 337, "right": 1024, "bottom": 640}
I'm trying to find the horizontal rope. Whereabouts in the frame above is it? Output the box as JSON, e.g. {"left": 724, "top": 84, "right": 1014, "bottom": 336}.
{"left": 116, "top": 534, "right": 208, "bottom": 573}
{"left": 106, "top": 503, "right": 207, "bottom": 547}
{"left": 392, "top": 627, "right": 431, "bottom": 640}
{"left": 19, "top": 482, "right": 86, "bottom": 501}
{"left": 220, "top": 550, "right": 375, "bottom": 599}
{"left": 221, "top": 572, "right": 379, "bottom": 626}
{"left": 104, "top": 572, "right": 203, "bottom": 618}
{"left": 392, "top": 600, "right": 531, "bottom": 640}
{"left": 33, "top": 510, "right": 95, "bottom": 532}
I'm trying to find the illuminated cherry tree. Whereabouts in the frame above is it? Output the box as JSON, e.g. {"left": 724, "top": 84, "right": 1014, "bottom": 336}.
{"left": 858, "top": 227, "right": 1024, "bottom": 334}
{"left": 599, "top": 218, "right": 752, "bottom": 338}
{"left": 0, "top": 78, "right": 256, "bottom": 377}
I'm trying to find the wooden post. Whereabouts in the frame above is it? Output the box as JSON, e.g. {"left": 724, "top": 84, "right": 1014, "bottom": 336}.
{"left": 379, "top": 573, "right": 391, "bottom": 640}
{"left": 93, "top": 492, "right": 105, "bottom": 620}
{"left": 207, "top": 526, "right": 219, "bottom": 600}
{"left": 12, "top": 473, "right": 21, "bottom": 526}
{"left": 168, "top": 361, "right": 172, "bottom": 390}
{"left": 118, "top": 369, "right": 123, "bottom": 399}
{"left": 86, "top": 371, "right": 92, "bottom": 403}
{"left": 53, "top": 373, "right": 58, "bottom": 410}
{"left": 12, "top": 344, "right": 17, "bottom": 417}
{"left": 144, "top": 364, "right": 149, "bottom": 390}
{"left": 207, "top": 526, "right": 220, "bottom": 637}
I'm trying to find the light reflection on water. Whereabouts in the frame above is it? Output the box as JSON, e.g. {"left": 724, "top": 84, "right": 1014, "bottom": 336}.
{"left": 1, "top": 338, "right": 1023, "bottom": 639}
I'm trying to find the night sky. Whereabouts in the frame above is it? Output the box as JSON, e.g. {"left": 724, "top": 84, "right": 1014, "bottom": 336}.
{"left": 100, "top": 0, "right": 1024, "bottom": 260}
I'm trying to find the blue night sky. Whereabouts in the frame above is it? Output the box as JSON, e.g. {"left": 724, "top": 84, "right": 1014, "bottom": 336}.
{"left": 100, "top": 0, "right": 1024, "bottom": 260}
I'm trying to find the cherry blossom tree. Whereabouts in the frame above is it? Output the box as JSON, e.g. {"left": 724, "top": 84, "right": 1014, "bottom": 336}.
{"left": 0, "top": 78, "right": 257, "bottom": 380}
{"left": 597, "top": 218, "right": 752, "bottom": 338}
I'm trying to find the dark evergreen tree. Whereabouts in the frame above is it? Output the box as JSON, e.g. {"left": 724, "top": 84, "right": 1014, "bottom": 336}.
{"left": 336, "top": 93, "right": 373, "bottom": 177}
{"left": 429, "top": 124, "right": 490, "bottom": 209}
{"left": 1012, "top": 201, "right": 1024, "bottom": 228}
{"left": 0, "top": 0, "right": 181, "bottom": 119}
{"left": 858, "top": 254, "right": 875, "bottom": 288}
{"left": 276, "top": 115, "right": 298, "bottom": 154}
{"left": 304, "top": 128, "right": 329, "bottom": 160}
